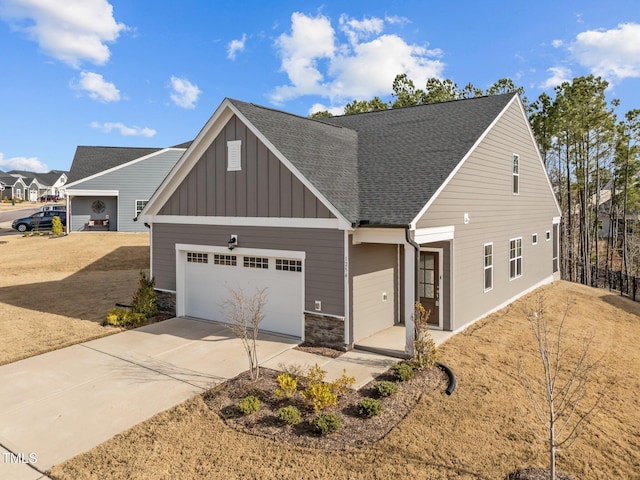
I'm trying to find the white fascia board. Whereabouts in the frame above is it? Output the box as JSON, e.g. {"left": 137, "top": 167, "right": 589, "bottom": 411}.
{"left": 175, "top": 243, "right": 306, "bottom": 260}
{"left": 67, "top": 189, "right": 119, "bottom": 196}
{"left": 64, "top": 148, "right": 181, "bottom": 189}
{"left": 352, "top": 228, "right": 406, "bottom": 245}
{"left": 553, "top": 216, "right": 561, "bottom": 224}
{"left": 409, "top": 94, "right": 519, "bottom": 230}
{"left": 414, "top": 225, "right": 455, "bottom": 244}
{"left": 143, "top": 214, "right": 340, "bottom": 229}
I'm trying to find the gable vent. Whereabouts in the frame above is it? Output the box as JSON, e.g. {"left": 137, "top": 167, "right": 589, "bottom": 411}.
{"left": 227, "top": 140, "right": 241, "bottom": 171}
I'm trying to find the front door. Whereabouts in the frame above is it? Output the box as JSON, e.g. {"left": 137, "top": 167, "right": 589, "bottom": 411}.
{"left": 419, "top": 251, "right": 440, "bottom": 327}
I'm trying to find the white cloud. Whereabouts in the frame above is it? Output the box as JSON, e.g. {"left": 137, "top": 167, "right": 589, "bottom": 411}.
{"left": 0, "top": 0, "right": 126, "bottom": 68}
{"left": 308, "top": 103, "right": 345, "bottom": 116}
{"left": 73, "top": 71, "right": 120, "bottom": 102}
{"left": 551, "top": 39, "right": 563, "bottom": 48}
{"left": 90, "top": 121, "right": 156, "bottom": 137}
{"left": 169, "top": 76, "right": 202, "bottom": 109}
{"left": 570, "top": 23, "right": 640, "bottom": 80}
{"left": 271, "top": 12, "right": 444, "bottom": 106}
{"left": 227, "top": 33, "right": 247, "bottom": 60}
{"left": 0, "top": 152, "right": 48, "bottom": 172}
{"left": 540, "top": 66, "right": 572, "bottom": 89}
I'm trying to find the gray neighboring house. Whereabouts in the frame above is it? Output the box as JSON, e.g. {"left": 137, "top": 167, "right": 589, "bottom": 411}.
{"left": 140, "top": 94, "right": 561, "bottom": 353}
{"left": 0, "top": 173, "right": 27, "bottom": 201}
{"left": 7, "top": 170, "right": 68, "bottom": 200}
{"left": 65, "top": 145, "right": 187, "bottom": 232}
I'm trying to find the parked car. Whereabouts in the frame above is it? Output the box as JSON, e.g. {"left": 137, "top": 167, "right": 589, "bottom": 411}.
{"left": 39, "top": 204, "right": 66, "bottom": 212}
{"left": 39, "top": 194, "right": 60, "bottom": 202}
{"left": 11, "top": 210, "right": 66, "bottom": 232}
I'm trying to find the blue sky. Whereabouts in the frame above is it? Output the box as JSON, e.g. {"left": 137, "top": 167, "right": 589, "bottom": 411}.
{"left": 1, "top": 0, "right": 639, "bottom": 173}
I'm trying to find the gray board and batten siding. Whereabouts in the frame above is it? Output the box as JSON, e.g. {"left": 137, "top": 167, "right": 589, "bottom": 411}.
{"left": 416, "top": 99, "right": 559, "bottom": 330}
{"left": 158, "top": 115, "right": 335, "bottom": 219}
{"left": 69, "top": 149, "right": 184, "bottom": 232}
{"left": 152, "top": 223, "right": 345, "bottom": 317}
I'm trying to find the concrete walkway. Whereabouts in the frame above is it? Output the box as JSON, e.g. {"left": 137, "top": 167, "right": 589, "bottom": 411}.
{"left": 0, "top": 317, "right": 397, "bottom": 477}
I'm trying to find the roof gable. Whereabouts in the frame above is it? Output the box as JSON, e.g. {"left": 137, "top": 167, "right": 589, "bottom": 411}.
{"left": 67, "top": 146, "right": 163, "bottom": 183}
{"left": 322, "top": 93, "right": 516, "bottom": 225}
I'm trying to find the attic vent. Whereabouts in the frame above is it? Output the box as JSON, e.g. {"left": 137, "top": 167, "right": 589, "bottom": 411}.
{"left": 227, "top": 140, "right": 241, "bottom": 171}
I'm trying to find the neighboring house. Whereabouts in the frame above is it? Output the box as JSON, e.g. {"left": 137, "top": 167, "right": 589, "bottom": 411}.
{"left": 140, "top": 94, "right": 561, "bottom": 353}
{"left": 0, "top": 173, "right": 27, "bottom": 201}
{"left": 6, "top": 170, "right": 68, "bottom": 200}
{"left": 64, "top": 145, "right": 187, "bottom": 232}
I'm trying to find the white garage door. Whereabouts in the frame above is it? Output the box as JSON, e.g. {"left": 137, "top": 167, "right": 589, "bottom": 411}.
{"left": 183, "top": 251, "right": 303, "bottom": 338}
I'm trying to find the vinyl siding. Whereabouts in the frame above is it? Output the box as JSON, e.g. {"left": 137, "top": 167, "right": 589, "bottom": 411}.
{"left": 68, "top": 150, "right": 182, "bottom": 232}
{"left": 158, "top": 115, "right": 335, "bottom": 219}
{"left": 152, "top": 223, "right": 345, "bottom": 316}
{"left": 350, "top": 243, "right": 398, "bottom": 342}
{"left": 416, "top": 100, "right": 559, "bottom": 330}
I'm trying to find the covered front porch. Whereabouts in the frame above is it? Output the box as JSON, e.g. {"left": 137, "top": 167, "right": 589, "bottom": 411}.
{"left": 350, "top": 225, "right": 454, "bottom": 356}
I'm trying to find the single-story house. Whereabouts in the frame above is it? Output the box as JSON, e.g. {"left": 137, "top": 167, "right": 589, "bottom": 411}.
{"left": 64, "top": 145, "right": 188, "bottom": 232}
{"left": 0, "top": 173, "right": 27, "bottom": 201}
{"left": 140, "top": 93, "right": 561, "bottom": 353}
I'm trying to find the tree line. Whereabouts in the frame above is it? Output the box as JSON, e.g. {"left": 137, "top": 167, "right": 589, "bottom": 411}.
{"left": 313, "top": 74, "right": 640, "bottom": 285}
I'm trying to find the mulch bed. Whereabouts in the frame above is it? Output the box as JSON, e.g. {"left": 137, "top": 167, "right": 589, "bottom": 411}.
{"left": 203, "top": 364, "right": 447, "bottom": 450}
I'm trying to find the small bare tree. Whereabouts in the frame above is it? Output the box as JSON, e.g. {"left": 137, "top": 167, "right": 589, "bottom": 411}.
{"left": 413, "top": 302, "right": 438, "bottom": 368}
{"left": 221, "top": 287, "right": 268, "bottom": 380}
{"left": 518, "top": 293, "right": 605, "bottom": 480}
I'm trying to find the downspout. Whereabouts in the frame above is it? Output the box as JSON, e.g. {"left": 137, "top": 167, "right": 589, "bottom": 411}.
{"left": 405, "top": 227, "right": 420, "bottom": 300}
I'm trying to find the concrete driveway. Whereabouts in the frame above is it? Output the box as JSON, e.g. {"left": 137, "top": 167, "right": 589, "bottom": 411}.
{"left": 0, "top": 317, "right": 299, "bottom": 477}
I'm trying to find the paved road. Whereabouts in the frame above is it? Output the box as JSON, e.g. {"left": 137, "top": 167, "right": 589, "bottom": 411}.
{"left": 0, "top": 207, "right": 41, "bottom": 236}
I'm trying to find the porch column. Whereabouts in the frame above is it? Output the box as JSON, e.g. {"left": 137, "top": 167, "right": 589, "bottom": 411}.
{"left": 404, "top": 243, "right": 416, "bottom": 355}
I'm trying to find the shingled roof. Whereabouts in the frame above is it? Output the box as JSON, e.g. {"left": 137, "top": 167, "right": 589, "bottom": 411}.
{"left": 229, "top": 93, "right": 515, "bottom": 226}
{"left": 67, "top": 146, "right": 163, "bottom": 183}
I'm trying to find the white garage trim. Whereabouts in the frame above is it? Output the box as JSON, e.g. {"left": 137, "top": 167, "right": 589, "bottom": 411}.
{"left": 175, "top": 243, "right": 305, "bottom": 339}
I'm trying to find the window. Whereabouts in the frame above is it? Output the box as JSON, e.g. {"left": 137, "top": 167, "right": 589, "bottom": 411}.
{"left": 227, "top": 140, "right": 241, "bottom": 171}
{"left": 512, "top": 154, "right": 519, "bottom": 194}
{"left": 213, "top": 254, "right": 236, "bottom": 266}
{"left": 552, "top": 224, "right": 559, "bottom": 273}
{"left": 135, "top": 200, "right": 148, "bottom": 216}
{"left": 243, "top": 257, "right": 268, "bottom": 269}
{"left": 532, "top": 233, "right": 538, "bottom": 245}
{"left": 546, "top": 230, "right": 551, "bottom": 241}
{"left": 509, "top": 237, "right": 522, "bottom": 279}
{"left": 187, "top": 252, "right": 208, "bottom": 264}
{"left": 276, "top": 259, "right": 302, "bottom": 272}
{"left": 484, "top": 243, "right": 493, "bottom": 291}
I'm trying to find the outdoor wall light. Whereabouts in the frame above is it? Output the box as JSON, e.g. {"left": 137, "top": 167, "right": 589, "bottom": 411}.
{"left": 228, "top": 235, "right": 238, "bottom": 250}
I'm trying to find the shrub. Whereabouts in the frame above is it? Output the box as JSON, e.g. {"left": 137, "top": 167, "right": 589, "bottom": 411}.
{"left": 310, "top": 412, "right": 341, "bottom": 435}
{"left": 51, "top": 215, "right": 63, "bottom": 235}
{"left": 2, "top": 196, "right": 8, "bottom": 203}
{"left": 391, "top": 362, "right": 415, "bottom": 382}
{"left": 374, "top": 380, "right": 398, "bottom": 398}
{"left": 277, "top": 406, "right": 301, "bottom": 425}
{"left": 131, "top": 272, "right": 158, "bottom": 318}
{"left": 357, "top": 397, "right": 382, "bottom": 417}
{"left": 238, "top": 395, "right": 260, "bottom": 415}
{"left": 104, "top": 308, "right": 146, "bottom": 327}
{"left": 275, "top": 372, "right": 298, "bottom": 399}
{"left": 331, "top": 369, "right": 356, "bottom": 395}
{"left": 413, "top": 302, "right": 438, "bottom": 368}
{"left": 303, "top": 381, "right": 338, "bottom": 411}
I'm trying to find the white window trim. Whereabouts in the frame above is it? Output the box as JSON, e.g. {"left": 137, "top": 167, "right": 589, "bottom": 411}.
{"left": 512, "top": 153, "right": 520, "bottom": 195}
{"left": 532, "top": 233, "right": 538, "bottom": 245}
{"left": 135, "top": 199, "right": 148, "bottom": 217}
{"left": 509, "top": 237, "right": 523, "bottom": 280}
{"left": 484, "top": 242, "right": 493, "bottom": 292}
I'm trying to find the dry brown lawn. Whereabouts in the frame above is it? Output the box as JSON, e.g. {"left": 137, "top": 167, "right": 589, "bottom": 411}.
{"left": 0, "top": 232, "right": 150, "bottom": 365}
{"left": 48, "top": 281, "right": 639, "bottom": 480}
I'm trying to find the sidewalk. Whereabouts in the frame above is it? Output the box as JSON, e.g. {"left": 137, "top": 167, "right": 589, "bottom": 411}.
{"left": 0, "top": 317, "right": 398, "bottom": 477}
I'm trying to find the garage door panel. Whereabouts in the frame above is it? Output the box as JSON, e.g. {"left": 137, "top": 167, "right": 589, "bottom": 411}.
{"left": 184, "top": 253, "right": 303, "bottom": 338}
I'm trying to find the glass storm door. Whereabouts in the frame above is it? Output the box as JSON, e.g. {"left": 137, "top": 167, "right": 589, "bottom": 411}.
{"left": 419, "top": 251, "right": 440, "bottom": 327}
